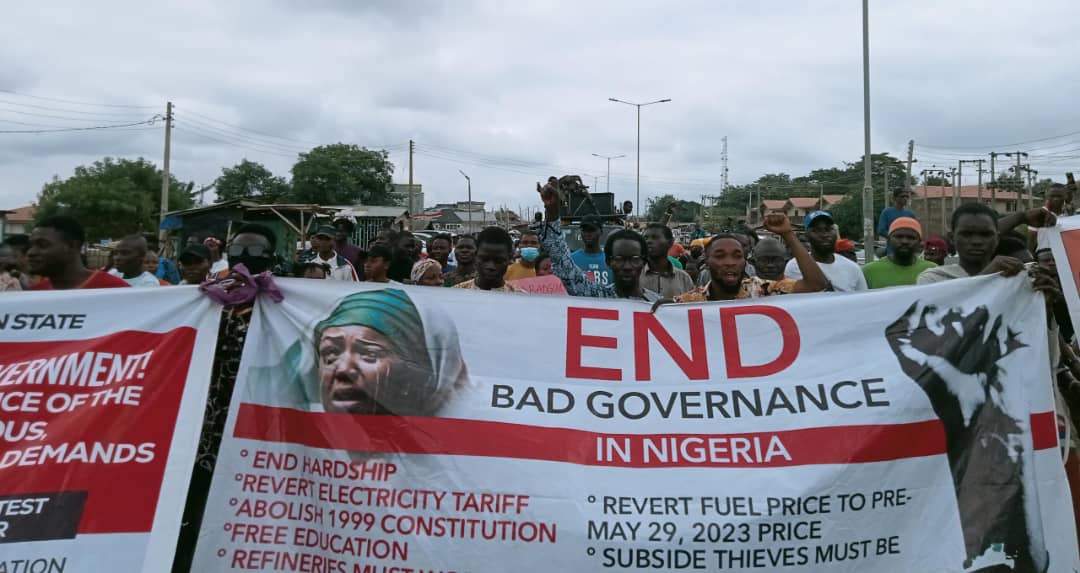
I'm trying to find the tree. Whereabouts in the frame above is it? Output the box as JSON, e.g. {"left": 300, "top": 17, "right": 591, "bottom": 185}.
{"left": 990, "top": 171, "right": 1025, "bottom": 194}
{"left": 645, "top": 194, "right": 702, "bottom": 222}
{"left": 807, "top": 154, "right": 910, "bottom": 240}
{"left": 752, "top": 173, "right": 795, "bottom": 199}
{"left": 289, "top": 143, "right": 395, "bottom": 205}
{"left": 35, "top": 157, "right": 193, "bottom": 242}
{"left": 215, "top": 159, "right": 289, "bottom": 203}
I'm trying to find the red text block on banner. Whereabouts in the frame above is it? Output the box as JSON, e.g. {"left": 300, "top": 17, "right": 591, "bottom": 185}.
{"left": 0, "top": 328, "right": 197, "bottom": 534}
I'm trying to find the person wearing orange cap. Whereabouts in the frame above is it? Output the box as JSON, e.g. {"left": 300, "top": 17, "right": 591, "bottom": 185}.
{"left": 862, "top": 216, "right": 937, "bottom": 289}
{"left": 835, "top": 238, "right": 857, "bottom": 263}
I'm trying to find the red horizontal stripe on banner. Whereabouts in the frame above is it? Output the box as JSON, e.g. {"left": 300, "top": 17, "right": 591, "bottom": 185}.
{"left": 234, "top": 405, "right": 1059, "bottom": 468}
{"left": 235, "top": 404, "right": 926, "bottom": 468}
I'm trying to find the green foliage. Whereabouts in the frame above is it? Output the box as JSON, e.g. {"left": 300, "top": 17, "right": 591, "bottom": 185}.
{"left": 825, "top": 154, "right": 912, "bottom": 240}
{"left": 705, "top": 154, "right": 913, "bottom": 240}
{"left": 35, "top": 157, "right": 193, "bottom": 242}
{"left": 990, "top": 171, "right": 1025, "bottom": 194}
{"left": 215, "top": 159, "right": 289, "bottom": 203}
{"left": 289, "top": 143, "right": 395, "bottom": 206}
{"left": 645, "top": 194, "right": 702, "bottom": 222}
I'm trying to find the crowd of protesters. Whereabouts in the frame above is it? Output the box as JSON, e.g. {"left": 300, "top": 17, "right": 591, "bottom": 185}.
{"left": 7, "top": 180, "right": 1071, "bottom": 301}
{"left": 7, "top": 177, "right": 1080, "bottom": 569}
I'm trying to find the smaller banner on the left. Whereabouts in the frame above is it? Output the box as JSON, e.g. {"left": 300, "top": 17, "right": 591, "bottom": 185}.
{"left": 0, "top": 287, "right": 220, "bottom": 572}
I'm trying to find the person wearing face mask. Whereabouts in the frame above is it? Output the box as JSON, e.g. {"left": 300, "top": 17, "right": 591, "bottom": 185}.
{"left": 504, "top": 230, "right": 541, "bottom": 281}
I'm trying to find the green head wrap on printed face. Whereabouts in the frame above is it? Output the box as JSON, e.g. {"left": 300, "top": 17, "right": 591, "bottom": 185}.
{"left": 313, "top": 289, "right": 428, "bottom": 370}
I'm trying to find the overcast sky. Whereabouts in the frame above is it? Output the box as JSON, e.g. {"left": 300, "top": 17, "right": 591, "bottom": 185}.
{"left": 3, "top": 0, "right": 1079, "bottom": 214}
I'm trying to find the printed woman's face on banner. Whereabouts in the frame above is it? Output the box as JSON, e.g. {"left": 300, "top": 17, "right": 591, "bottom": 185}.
{"left": 316, "top": 325, "right": 432, "bottom": 415}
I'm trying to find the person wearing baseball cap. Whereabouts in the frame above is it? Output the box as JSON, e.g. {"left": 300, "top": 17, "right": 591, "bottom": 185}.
{"left": 571, "top": 215, "right": 611, "bottom": 286}
{"left": 923, "top": 236, "right": 948, "bottom": 266}
{"left": 835, "top": 238, "right": 858, "bottom": 262}
{"left": 862, "top": 216, "right": 937, "bottom": 289}
{"left": 178, "top": 243, "right": 216, "bottom": 284}
{"left": 784, "top": 210, "right": 866, "bottom": 292}
{"left": 300, "top": 224, "right": 358, "bottom": 281}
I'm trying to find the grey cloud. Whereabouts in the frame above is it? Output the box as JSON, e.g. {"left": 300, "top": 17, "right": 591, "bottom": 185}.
{"left": 1, "top": 0, "right": 1079, "bottom": 212}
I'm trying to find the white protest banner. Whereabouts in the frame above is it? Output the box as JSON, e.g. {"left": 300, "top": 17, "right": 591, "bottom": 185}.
{"left": 1048, "top": 216, "right": 1080, "bottom": 334}
{"left": 0, "top": 287, "right": 220, "bottom": 572}
{"left": 195, "top": 276, "right": 1078, "bottom": 572}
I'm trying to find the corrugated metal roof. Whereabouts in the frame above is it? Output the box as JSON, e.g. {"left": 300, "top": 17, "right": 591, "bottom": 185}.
{"left": 334, "top": 206, "right": 407, "bottom": 218}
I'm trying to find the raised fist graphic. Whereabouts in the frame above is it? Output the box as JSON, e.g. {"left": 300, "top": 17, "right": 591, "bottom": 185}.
{"left": 885, "top": 302, "right": 1047, "bottom": 572}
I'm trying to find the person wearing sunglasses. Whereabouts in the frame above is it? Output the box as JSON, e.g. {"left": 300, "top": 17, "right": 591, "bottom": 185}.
{"left": 225, "top": 223, "right": 278, "bottom": 275}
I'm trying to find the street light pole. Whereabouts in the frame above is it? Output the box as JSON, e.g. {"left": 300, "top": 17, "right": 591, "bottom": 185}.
{"left": 459, "top": 170, "right": 472, "bottom": 232}
{"left": 861, "top": 0, "right": 874, "bottom": 261}
{"left": 609, "top": 97, "right": 671, "bottom": 222}
{"left": 591, "top": 153, "right": 626, "bottom": 195}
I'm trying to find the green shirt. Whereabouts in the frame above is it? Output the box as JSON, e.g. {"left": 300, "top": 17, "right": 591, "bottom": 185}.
{"left": 862, "top": 257, "right": 938, "bottom": 289}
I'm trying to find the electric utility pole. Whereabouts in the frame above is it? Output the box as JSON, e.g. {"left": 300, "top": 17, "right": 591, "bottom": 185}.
{"left": 158, "top": 101, "right": 173, "bottom": 242}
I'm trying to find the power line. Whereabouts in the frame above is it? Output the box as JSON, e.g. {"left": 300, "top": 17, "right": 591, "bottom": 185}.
{"left": 0, "top": 89, "right": 158, "bottom": 109}
{"left": 176, "top": 107, "right": 408, "bottom": 158}
{"left": 0, "top": 117, "right": 162, "bottom": 132}
{"left": 415, "top": 147, "right": 725, "bottom": 197}
{"left": 175, "top": 113, "right": 313, "bottom": 154}
{"left": 0, "top": 105, "right": 153, "bottom": 123}
{"left": 918, "top": 128, "right": 1080, "bottom": 151}
{"left": 178, "top": 106, "right": 406, "bottom": 152}
{"left": 178, "top": 107, "right": 330, "bottom": 147}
{"left": 0, "top": 96, "right": 152, "bottom": 118}
{"left": 172, "top": 125, "right": 299, "bottom": 158}
{"left": 416, "top": 143, "right": 727, "bottom": 187}
{"left": 0, "top": 119, "right": 161, "bottom": 134}
{"left": 175, "top": 122, "right": 407, "bottom": 166}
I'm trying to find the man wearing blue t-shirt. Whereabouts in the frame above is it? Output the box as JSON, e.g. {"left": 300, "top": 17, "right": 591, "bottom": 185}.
{"left": 877, "top": 189, "right": 916, "bottom": 254}
{"left": 570, "top": 216, "right": 612, "bottom": 286}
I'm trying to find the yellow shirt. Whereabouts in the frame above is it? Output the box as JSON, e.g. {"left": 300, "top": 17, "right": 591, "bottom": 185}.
{"left": 503, "top": 262, "right": 537, "bottom": 281}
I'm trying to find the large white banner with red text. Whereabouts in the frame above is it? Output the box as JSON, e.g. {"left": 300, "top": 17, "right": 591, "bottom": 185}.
{"left": 0, "top": 287, "right": 219, "bottom": 572}
{"left": 195, "top": 277, "right": 1078, "bottom": 572}
{"left": 1049, "top": 215, "right": 1080, "bottom": 337}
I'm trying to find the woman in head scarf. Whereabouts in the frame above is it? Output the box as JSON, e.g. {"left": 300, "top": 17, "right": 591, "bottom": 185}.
{"left": 410, "top": 259, "right": 443, "bottom": 287}
{"left": 312, "top": 288, "right": 468, "bottom": 416}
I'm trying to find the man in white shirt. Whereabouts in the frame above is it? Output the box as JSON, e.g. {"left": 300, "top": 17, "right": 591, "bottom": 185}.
{"left": 302, "top": 225, "right": 358, "bottom": 281}
{"left": 109, "top": 235, "right": 162, "bottom": 287}
{"left": 785, "top": 211, "right": 866, "bottom": 292}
